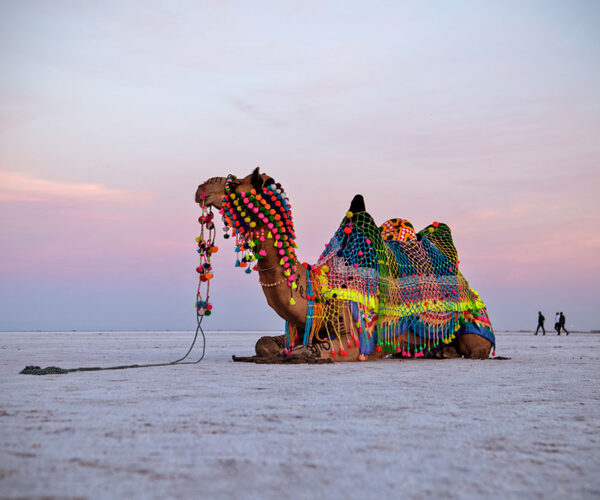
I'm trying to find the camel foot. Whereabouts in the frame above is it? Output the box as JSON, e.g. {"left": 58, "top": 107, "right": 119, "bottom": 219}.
{"left": 431, "top": 345, "right": 461, "bottom": 359}
{"left": 232, "top": 355, "right": 262, "bottom": 363}
{"left": 232, "top": 352, "right": 332, "bottom": 364}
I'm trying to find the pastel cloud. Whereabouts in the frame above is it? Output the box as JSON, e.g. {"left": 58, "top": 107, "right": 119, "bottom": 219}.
{"left": 0, "top": 171, "right": 149, "bottom": 204}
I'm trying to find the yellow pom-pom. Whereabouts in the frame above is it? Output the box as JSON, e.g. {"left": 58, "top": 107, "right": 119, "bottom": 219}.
{"left": 250, "top": 221, "right": 256, "bottom": 228}
{"left": 284, "top": 270, "right": 291, "bottom": 276}
{"left": 267, "top": 232, "right": 273, "bottom": 239}
{"left": 291, "top": 282, "right": 297, "bottom": 290}
{"left": 290, "top": 298, "right": 296, "bottom": 305}
{"left": 244, "top": 217, "right": 251, "bottom": 223}
{"left": 346, "top": 211, "right": 353, "bottom": 218}
{"left": 428, "top": 227, "right": 434, "bottom": 233}
{"left": 195, "top": 236, "right": 201, "bottom": 242}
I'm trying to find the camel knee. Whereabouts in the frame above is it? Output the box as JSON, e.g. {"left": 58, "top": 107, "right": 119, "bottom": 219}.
{"left": 457, "top": 334, "right": 492, "bottom": 359}
{"left": 255, "top": 335, "right": 285, "bottom": 357}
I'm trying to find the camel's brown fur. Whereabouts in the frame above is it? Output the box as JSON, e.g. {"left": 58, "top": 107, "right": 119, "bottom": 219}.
{"left": 197, "top": 168, "right": 492, "bottom": 362}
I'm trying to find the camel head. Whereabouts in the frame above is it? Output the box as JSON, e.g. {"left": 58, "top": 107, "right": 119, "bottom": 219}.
{"left": 196, "top": 167, "right": 297, "bottom": 282}
{"left": 195, "top": 167, "right": 276, "bottom": 209}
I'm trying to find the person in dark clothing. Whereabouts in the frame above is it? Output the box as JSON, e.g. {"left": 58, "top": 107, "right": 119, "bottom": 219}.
{"left": 554, "top": 312, "right": 561, "bottom": 335}
{"left": 535, "top": 311, "right": 546, "bottom": 335}
{"left": 559, "top": 312, "right": 569, "bottom": 335}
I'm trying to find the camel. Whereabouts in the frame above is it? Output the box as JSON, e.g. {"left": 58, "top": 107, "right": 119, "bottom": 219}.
{"left": 196, "top": 168, "right": 494, "bottom": 362}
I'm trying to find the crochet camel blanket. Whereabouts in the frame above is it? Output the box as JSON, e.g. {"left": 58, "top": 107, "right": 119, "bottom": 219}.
{"left": 298, "top": 209, "right": 495, "bottom": 357}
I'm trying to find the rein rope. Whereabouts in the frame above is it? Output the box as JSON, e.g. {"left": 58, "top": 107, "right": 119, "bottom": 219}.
{"left": 20, "top": 192, "right": 213, "bottom": 375}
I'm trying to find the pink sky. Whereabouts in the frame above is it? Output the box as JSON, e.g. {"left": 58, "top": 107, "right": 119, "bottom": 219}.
{"left": 1, "top": 1, "right": 599, "bottom": 331}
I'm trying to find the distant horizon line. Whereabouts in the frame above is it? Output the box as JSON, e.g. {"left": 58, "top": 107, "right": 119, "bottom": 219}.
{"left": 1, "top": 329, "right": 599, "bottom": 334}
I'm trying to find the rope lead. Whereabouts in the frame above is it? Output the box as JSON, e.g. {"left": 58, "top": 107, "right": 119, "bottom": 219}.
{"left": 20, "top": 317, "right": 206, "bottom": 375}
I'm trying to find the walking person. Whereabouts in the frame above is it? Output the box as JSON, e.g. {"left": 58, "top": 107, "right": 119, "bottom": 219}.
{"left": 559, "top": 312, "right": 569, "bottom": 335}
{"left": 555, "top": 312, "right": 561, "bottom": 335}
{"left": 535, "top": 311, "right": 546, "bottom": 335}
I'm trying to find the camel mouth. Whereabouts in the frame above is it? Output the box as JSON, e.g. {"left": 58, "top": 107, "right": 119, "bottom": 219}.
{"left": 195, "top": 187, "right": 206, "bottom": 204}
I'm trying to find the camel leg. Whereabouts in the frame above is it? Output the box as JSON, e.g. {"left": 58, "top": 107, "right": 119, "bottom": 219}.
{"left": 288, "top": 305, "right": 391, "bottom": 363}
{"left": 456, "top": 334, "right": 492, "bottom": 359}
{"left": 287, "top": 336, "right": 388, "bottom": 362}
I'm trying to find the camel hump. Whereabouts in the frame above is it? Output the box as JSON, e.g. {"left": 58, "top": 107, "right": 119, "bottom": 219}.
{"left": 349, "top": 194, "right": 366, "bottom": 213}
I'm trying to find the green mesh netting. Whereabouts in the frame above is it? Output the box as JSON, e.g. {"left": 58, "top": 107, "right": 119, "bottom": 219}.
{"left": 297, "top": 209, "right": 494, "bottom": 358}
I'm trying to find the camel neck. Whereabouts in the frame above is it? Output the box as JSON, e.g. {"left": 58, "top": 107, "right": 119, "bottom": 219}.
{"left": 219, "top": 183, "right": 308, "bottom": 328}
{"left": 256, "top": 236, "right": 308, "bottom": 328}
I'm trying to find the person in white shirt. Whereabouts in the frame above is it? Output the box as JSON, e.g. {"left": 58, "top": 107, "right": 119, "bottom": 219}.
{"left": 559, "top": 312, "right": 569, "bottom": 335}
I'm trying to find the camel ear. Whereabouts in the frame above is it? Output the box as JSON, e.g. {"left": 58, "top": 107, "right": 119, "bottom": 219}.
{"left": 349, "top": 194, "right": 366, "bottom": 213}
{"left": 251, "top": 167, "right": 262, "bottom": 190}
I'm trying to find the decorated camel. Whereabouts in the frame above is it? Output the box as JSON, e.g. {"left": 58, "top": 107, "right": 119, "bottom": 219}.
{"left": 195, "top": 168, "right": 494, "bottom": 363}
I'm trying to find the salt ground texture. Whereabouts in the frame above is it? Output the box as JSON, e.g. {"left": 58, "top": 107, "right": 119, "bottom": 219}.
{"left": 1, "top": 331, "right": 599, "bottom": 500}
